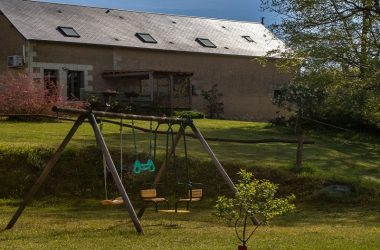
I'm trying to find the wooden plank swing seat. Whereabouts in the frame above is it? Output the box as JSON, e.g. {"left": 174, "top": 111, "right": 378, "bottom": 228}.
{"left": 101, "top": 197, "right": 124, "bottom": 206}
{"left": 175, "top": 188, "right": 203, "bottom": 213}
{"left": 140, "top": 189, "right": 169, "bottom": 211}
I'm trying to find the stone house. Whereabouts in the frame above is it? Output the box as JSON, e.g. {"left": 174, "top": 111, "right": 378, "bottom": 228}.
{"left": 0, "top": 0, "right": 290, "bottom": 120}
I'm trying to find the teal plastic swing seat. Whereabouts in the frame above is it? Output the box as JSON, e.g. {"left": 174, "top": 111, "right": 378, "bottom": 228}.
{"left": 133, "top": 159, "right": 156, "bottom": 174}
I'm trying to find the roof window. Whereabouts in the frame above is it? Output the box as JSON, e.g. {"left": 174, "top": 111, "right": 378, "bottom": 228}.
{"left": 242, "top": 36, "right": 255, "bottom": 43}
{"left": 57, "top": 26, "right": 80, "bottom": 38}
{"left": 196, "top": 38, "right": 217, "bottom": 48}
{"left": 135, "top": 33, "right": 157, "bottom": 44}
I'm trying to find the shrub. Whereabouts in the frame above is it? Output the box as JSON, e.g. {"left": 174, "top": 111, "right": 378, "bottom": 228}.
{"left": 173, "top": 110, "right": 205, "bottom": 119}
{"left": 202, "top": 84, "right": 224, "bottom": 119}
{"left": 214, "top": 169, "right": 295, "bottom": 248}
{"left": 0, "top": 73, "right": 84, "bottom": 115}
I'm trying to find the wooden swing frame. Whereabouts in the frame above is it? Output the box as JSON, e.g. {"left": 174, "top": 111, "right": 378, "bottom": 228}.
{"left": 3, "top": 106, "right": 257, "bottom": 235}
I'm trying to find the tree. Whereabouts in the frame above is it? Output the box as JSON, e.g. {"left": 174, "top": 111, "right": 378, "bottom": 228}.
{"left": 0, "top": 73, "right": 83, "bottom": 115}
{"left": 273, "top": 82, "right": 325, "bottom": 133}
{"left": 261, "top": 0, "right": 380, "bottom": 129}
{"left": 214, "top": 170, "right": 295, "bottom": 249}
{"left": 201, "top": 84, "right": 224, "bottom": 119}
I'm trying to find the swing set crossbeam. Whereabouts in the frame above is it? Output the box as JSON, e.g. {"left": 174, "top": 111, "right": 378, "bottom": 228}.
{"left": 53, "top": 107, "right": 190, "bottom": 124}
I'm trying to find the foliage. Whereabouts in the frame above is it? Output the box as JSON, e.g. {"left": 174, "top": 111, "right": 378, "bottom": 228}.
{"left": 273, "top": 82, "right": 325, "bottom": 116}
{"left": 173, "top": 110, "right": 205, "bottom": 119}
{"left": 107, "top": 100, "right": 132, "bottom": 113}
{"left": 86, "top": 94, "right": 132, "bottom": 113}
{"left": 214, "top": 169, "right": 295, "bottom": 246}
{"left": 261, "top": 0, "right": 380, "bottom": 131}
{"left": 86, "top": 94, "right": 104, "bottom": 111}
{"left": 0, "top": 73, "right": 84, "bottom": 115}
{"left": 201, "top": 84, "right": 224, "bottom": 119}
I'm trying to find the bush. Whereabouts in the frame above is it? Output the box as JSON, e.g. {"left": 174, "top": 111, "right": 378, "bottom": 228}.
{"left": 0, "top": 73, "right": 84, "bottom": 115}
{"left": 173, "top": 110, "right": 205, "bottom": 119}
{"left": 214, "top": 169, "right": 295, "bottom": 248}
{"left": 1, "top": 144, "right": 379, "bottom": 202}
{"left": 202, "top": 84, "right": 224, "bottom": 119}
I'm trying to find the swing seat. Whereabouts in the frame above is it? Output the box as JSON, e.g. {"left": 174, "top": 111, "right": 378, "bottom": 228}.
{"left": 133, "top": 159, "right": 156, "bottom": 174}
{"left": 175, "top": 189, "right": 203, "bottom": 212}
{"left": 133, "top": 160, "right": 142, "bottom": 174}
{"left": 144, "top": 159, "right": 156, "bottom": 172}
{"left": 140, "top": 189, "right": 169, "bottom": 212}
{"left": 101, "top": 196, "right": 124, "bottom": 206}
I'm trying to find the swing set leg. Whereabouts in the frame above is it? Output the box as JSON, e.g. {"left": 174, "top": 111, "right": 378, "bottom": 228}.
{"left": 189, "top": 123, "right": 260, "bottom": 226}
{"left": 4, "top": 115, "right": 86, "bottom": 231}
{"left": 88, "top": 113, "right": 144, "bottom": 235}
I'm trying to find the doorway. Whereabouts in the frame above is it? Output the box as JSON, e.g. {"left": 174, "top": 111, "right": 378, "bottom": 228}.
{"left": 67, "top": 71, "right": 84, "bottom": 100}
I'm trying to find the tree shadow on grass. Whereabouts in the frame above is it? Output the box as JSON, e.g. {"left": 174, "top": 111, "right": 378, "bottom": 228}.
{"left": 272, "top": 203, "right": 380, "bottom": 228}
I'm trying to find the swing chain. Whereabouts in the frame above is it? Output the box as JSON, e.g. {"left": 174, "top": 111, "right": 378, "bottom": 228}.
{"left": 132, "top": 119, "right": 138, "bottom": 161}
{"left": 119, "top": 118, "right": 123, "bottom": 181}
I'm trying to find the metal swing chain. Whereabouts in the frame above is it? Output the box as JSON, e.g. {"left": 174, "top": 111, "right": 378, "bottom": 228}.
{"left": 119, "top": 118, "right": 123, "bottom": 181}
{"left": 166, "top": 123, "right": 179, "bottom": 183}
{"left": 149, "top": 120, "right": 153, "bottom": 159}
{"left": 153, "top": 122, "right": 161, "bottom": 162}
{"left": 132, "top": 119, "right": 138, "bottom": 161}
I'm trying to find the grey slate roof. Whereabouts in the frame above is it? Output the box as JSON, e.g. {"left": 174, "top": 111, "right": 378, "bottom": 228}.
{"left": 0, "top": 0, "right": 286, "bottom": 57}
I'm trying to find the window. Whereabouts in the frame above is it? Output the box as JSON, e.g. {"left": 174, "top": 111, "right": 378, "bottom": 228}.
{"left": 242, "top": 36, "right": 255, "bottom": 43}
{"left": 44, "top": 70, "right": 58, "bottom": 96}
{"left": 196, "top": 38, "right": 217, "bottom": 48}
{"left": 135, "top": 33, "right": 157, "bottom": 43}
{"left": 57, "top": 26, "right": 80, "bottom": 38}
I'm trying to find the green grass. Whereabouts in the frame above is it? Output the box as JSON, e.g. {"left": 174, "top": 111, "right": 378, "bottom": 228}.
{"left": 1, "top": 118, "right": 379, "bottom": 186}
{"left": 0, "top": 199, "right": 379, "bottom": 249}
{"left": 1, "top": 119, "right": 380, "bottom": 249}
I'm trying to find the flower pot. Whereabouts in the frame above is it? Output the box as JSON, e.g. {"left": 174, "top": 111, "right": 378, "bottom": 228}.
{"left": 238, "top": 245, "right": 247, "bottom": 250}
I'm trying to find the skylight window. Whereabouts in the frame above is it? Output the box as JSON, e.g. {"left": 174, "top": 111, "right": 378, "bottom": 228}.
{"left": 242, "top": 36, "right": 255, "bottom": 43}
{"left": 135, "top": 33, "right": 157, "bottom": 44}
{"left": 196, "top": 38, "right": 217, "bottom": 48}
{"left": 57, "top": 26, "right": 80, "bottom": 38}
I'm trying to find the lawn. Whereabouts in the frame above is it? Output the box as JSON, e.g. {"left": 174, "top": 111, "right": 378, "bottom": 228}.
{"left": 1, "top": 118, "right": 380, "bottom": 249}
{"left": 0, "top": 199, "right": 379, "bottom": 250}
{"left": 1, "top": 118, "right": 379, "bottom": 185}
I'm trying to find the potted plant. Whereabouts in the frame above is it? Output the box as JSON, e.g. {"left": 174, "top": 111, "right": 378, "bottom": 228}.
{"left": 214, "top": 170, "right": 295, "bottom": 249}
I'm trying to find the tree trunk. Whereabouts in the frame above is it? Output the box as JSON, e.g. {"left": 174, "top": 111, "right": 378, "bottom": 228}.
{"left": 296, "top": 136, "right": 304, "bottom": 171}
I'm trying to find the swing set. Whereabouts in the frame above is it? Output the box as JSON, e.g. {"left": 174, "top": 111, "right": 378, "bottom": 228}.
{"left": 3, "top": 107, "right": 246, "bottom": 235}
{"left": 100, "top": 117, "right": 203, "bottom": 213}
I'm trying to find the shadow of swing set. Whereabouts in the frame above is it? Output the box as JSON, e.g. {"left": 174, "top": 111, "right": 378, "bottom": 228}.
{"left": 3, "top": 107, "right": 240, "bottom": 235}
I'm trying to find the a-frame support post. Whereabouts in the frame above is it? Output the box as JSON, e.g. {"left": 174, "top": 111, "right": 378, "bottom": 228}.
{"left": 87, "top": 113, "right": 144, "bottom": 235}
{"left": 189, "top": 123, "right": 260, "bottom": 225}
{"left": 5, "top": 115, "right": 86, "bottom": 230}
{"left": 189, "top": 123, "right": 237, "bottom": 193}
{"left": 137, "top": 126, "right": 185, "bottom": 218}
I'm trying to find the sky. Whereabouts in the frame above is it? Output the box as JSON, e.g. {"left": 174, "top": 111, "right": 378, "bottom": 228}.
{"left": 38, "top": 0, "right": 280, "bottom": 25}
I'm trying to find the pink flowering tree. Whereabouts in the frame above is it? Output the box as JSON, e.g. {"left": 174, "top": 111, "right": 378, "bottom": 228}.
{"left": 0, "top": 73, "right": 84, "bottom": 115}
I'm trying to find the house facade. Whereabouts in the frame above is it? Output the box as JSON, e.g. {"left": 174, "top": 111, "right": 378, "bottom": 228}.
{"left": 0, "top": 0, "right": 290, "bottom": 120}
